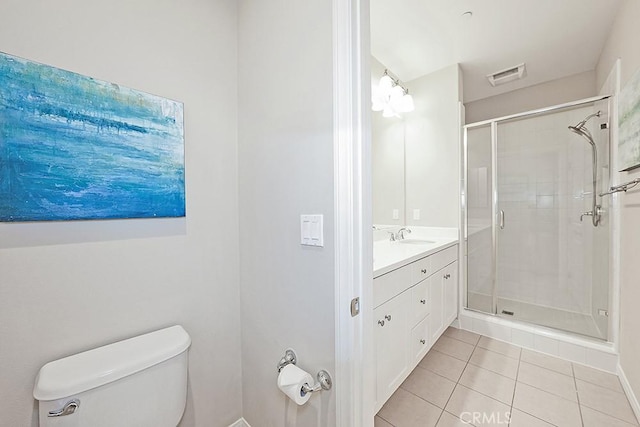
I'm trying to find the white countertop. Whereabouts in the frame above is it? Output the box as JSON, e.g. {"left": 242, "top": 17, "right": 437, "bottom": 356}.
{"left": 373, "top": 227, "right": 459, "bottom": 278}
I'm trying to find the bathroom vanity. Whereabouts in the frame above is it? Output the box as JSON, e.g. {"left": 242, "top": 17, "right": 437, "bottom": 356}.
{"left": 373, "top": 229, "right": 458, "bottom": 411}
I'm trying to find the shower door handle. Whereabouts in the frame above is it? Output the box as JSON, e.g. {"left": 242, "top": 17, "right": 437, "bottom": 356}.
{"left": 499, "top": 210, "right": 505, "bottom": 229}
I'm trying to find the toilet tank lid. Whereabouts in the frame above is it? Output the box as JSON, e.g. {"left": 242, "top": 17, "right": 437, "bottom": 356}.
{"left": 33, "top": 325, "right": 191, "bottom": 401}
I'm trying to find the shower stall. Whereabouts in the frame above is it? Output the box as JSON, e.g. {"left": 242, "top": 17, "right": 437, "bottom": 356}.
{"left": 463, "top": 96, "right": 612, "bottom": 341}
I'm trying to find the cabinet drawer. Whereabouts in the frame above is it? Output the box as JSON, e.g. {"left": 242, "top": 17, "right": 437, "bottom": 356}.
{"left": 411, "top": 279, "right": 429, "bottom": 326}
{"left": 430, "top": 245, "right": 458, "bottom": 273}
{"left": 374, "top": 266, "right": 412, "bottom": 308}
{"left": 410, "top": 256, "right": 431, "bottom": 285}
{"left": 411, "top": 316, "right": 430, "bottom": 364}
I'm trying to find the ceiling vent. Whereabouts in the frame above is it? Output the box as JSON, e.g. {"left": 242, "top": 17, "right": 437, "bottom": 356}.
{"left": 487, "top": 63, "right": 526, "bottom": 87}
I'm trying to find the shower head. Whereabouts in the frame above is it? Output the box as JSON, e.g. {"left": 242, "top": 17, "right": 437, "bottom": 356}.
{"left": 569, "top": 124, "right": 594, "bottom": 145}
{"left": 568, "top": 111, "right": 601, "bottom": 146}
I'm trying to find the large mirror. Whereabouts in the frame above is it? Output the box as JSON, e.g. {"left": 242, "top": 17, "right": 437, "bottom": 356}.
{"left": 371, "top": 60, "right": 462, "bottom": 229}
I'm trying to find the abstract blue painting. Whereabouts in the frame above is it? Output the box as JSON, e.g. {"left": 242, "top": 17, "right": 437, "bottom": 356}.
{"left": 0, "top": 51, "right": 185, "bottom": 221}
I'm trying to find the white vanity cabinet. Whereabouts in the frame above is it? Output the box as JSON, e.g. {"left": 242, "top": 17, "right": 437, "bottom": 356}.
{"left": 373, "top": 243, "right": 458, "bottom": 411}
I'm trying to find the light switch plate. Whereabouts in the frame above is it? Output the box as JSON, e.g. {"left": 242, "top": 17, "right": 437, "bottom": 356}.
{"left": 413, "top": 209, "right": 420, "bottom": 220}
{"left": 301, "top": 214, "right": 324, "bottom": 247}
{"left": 392, "top": 209, "right": 399, "bottom": 220}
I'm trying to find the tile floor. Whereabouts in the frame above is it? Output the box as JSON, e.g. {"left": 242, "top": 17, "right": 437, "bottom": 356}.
{"left": 376, "top": 327, "right": 639, "bottom": 427}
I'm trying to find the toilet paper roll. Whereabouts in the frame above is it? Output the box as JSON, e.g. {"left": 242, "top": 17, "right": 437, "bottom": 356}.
{"left": 277, "top": 364, "right": 314, "bottom": 405}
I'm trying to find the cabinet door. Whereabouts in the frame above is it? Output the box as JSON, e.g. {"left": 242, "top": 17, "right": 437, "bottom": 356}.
{"left": 374, "top": 290, "right": 410, "bottom": 409}
{"left": 443, "top": 261, "right": 458, "bottom": 325}
{"left": 428, "top": 275, "right": 443, "bottom": 343}
{"left": 411, "top": 315, "right": 430, "bottom": 364}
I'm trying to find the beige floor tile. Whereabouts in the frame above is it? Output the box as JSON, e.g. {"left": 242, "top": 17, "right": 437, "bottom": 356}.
{"left": 573, "top": 363, "right": 624, "bottom": 393}
{"left": 477, "top": 336, "right": 521, "bottom": 359}
{"left": 445, "top": 385, "right": 511, "bottom": 426}
{"left": 581, "top": 405, "right": 639, "bottom": 427}
{"left": 577, "top": 379, "right": 638, "bottom": 425}
{"left": 433, "top": 336, "right": 476, "bottom": 362}
{"left": 469, "top": 347, "right": 519, "bottom": 379}
{"left": 458, "top": 364, "right": 515, "bottom": 405}
{"left": 375, "top": 416, "right": 394, "bottom": 427}
{"left": 444, "top": 327, "right": 481, "bottom": 345}
{"left": 520, "top": 349, "right": 573, "bottom": 376}
{"left": 378, "top": 388, "right": 442, "bottom": 427}
{"left": 401, "top": 366, "right": 456, "bottom": 408}
{"left": 517, "top": 361, "right": 577, "bottom": 401}
{"left": 512, "top": 382, "right": 582, "bottom": 427}
{"left": 419, "top": 349, "right": 467, "bottom": 382}
{"left": 437, "top": 411, "right": 471, "bottom": 427}
{"left": 508, "top": 409, "right": 554, "bottom": 427}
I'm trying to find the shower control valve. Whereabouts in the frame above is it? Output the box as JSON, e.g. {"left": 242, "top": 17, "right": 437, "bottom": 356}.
{"left": 580, "top": 211, "right": 594, "bottom": 222}
{"left": 580, "top": 205, "right": 602, "bottom": 225}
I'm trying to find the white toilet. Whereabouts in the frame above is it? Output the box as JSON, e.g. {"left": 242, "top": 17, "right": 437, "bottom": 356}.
{"left": 33, "top": 325, "right": 191, "bottom": 427}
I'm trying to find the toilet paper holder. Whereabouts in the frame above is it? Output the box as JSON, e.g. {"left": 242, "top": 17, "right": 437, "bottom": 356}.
{"left": 277, "top": 349, "right": 332, "bottom": 394}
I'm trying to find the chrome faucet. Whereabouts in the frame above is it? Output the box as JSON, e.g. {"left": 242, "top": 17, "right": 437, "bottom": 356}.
{"left": 388, "top": 227, "right": 411, "bottom": 241}
{"left": 397, "top": 227, "right": 411, "bottom": 240}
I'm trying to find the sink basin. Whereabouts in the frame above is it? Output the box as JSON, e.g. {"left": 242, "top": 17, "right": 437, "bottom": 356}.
{"left": 397, "top": 239, "right": 436, "bottom": 245}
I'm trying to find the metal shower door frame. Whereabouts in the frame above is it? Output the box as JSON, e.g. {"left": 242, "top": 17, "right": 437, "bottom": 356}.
{"left": 464, "top": 94, "right": 612, "bottom": 317}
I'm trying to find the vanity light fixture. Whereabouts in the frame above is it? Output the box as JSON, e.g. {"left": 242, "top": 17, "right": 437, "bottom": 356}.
{"left": 372, "top": 70, "right": 414, "bottom": 118}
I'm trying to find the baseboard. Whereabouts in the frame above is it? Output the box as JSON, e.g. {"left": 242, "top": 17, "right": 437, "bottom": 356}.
{"left": 228, "top": 418, "right": 251, "bottom": 427}
{"left": 618, "top": 363, "right": 640, "bottom": 423}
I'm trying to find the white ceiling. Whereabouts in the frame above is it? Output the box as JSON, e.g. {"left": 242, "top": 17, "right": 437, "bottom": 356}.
{"left": 371, "top": 0, "right": 622, "bottom": 103}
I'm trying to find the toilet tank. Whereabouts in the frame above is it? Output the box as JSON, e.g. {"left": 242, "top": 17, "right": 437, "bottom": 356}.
{"left": 34, "top": 325, "right": 191, "bottom": 427}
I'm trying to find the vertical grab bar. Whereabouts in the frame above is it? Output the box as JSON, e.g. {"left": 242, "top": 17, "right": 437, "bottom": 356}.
{"left": 499, "top": 210, "right": 505, "bottom": 229}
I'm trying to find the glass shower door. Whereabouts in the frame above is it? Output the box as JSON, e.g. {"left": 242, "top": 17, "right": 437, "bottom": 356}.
{"left": 494, "top": 104, "right": 609, "bottom": 340}
{"left": 494, "top": 113, "right": 568, "bottom": 323}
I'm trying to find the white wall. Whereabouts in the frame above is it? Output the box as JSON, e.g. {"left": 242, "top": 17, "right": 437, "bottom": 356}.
{"left": 465, "top": 71, "right": 597, "bottom": 124}
{"left": 0, "top": 1, "right": 242, "bottom": 426}
{"left": 404, "top": 64, "right": 462, "bottom": 228}
{"left": 238, "top": 1, "right": 337, "bottom": 426}
{"left": 596, "top": 0, "right": 640, "bottom": 407}
{"left": 371, "top": 57, "right": 405, "bottom": 225}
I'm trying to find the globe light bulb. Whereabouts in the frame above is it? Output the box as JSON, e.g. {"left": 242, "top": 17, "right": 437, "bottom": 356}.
{"left": 398, "top": 93, "right": 415, "bottom": 113}
{"left": 379, "top": 75, "right": 394, "bottom": 98}
{"left": 382, "top": 105, "right": 395, "bottom": 118}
